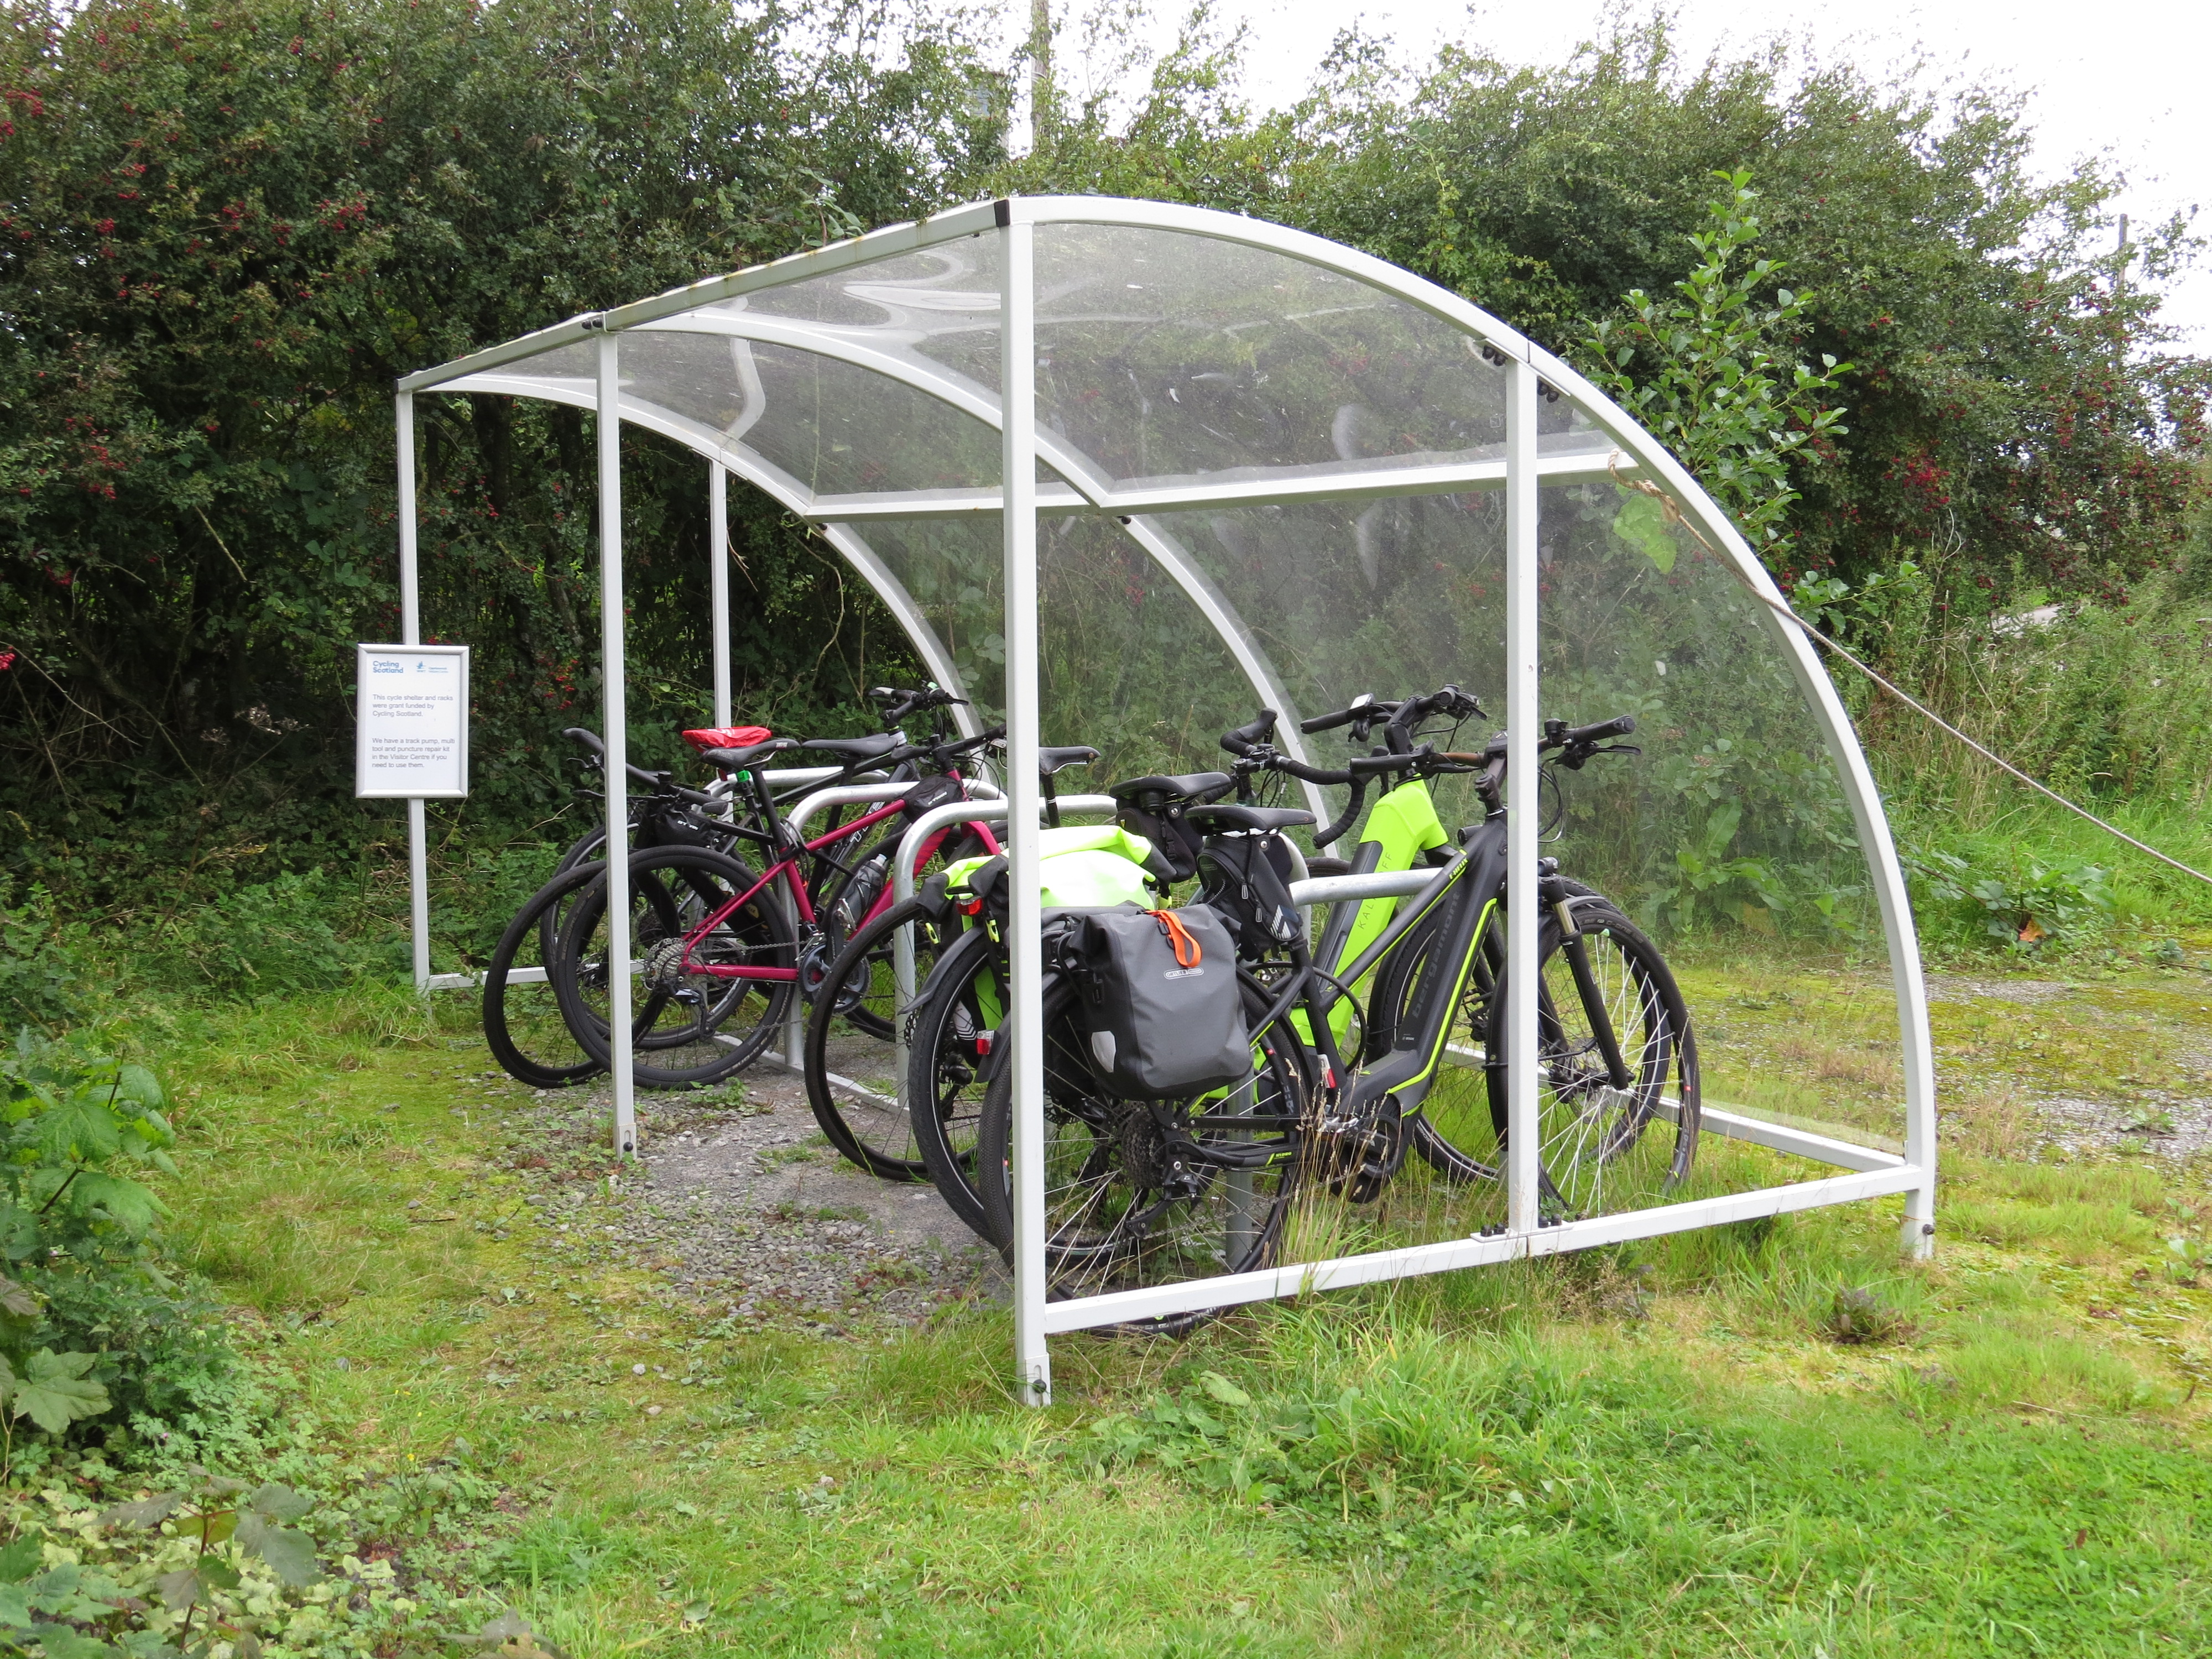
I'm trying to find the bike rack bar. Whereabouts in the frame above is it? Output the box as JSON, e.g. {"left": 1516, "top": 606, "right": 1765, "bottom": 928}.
{"left": 837, "top": 794, "right": 1121, "bottom": 1117}
{"left": 1285, "top": 869, "right": 1432, "bottom": 908}
{"left": 758, "top": 777, "right": 1009, "bottom": 1073}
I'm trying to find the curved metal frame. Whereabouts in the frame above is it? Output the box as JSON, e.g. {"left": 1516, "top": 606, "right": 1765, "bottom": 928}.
{"left": 393, "top": 193, "right": 1938, "bottom": 1408}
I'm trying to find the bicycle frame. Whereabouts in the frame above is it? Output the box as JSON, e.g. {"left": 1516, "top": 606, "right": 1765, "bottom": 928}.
{"left": 1147, "top": 796, "right": 1637, "bottom": 1182}
{"left": 674, "top": 793, "right": 1002, "bottom": 980}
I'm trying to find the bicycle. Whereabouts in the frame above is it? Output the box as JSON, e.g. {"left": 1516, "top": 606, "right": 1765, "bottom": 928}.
{"left": 964, "top": 688, "right": 1700, "bottom": 1322}
{"left": 800, "top": 743, "right": 1109, "bottom": 1183}
{"left": 478, "top": 686, "right": 959, "bottom": 1088}
{"left": 900, "top": 757, "right": 1245, "bottom": 1236}
{"left": 546, "top": 712, "right": 1008, "bottom": 1089}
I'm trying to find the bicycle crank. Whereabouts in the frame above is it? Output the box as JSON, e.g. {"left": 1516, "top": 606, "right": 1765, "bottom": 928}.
{"left": 1321, "top": 1095, "right": 1407, "bottom": 1205}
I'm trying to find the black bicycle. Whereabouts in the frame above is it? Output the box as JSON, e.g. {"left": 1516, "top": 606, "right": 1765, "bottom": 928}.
{"left": 964, "top": 689, "right": 1700, "bottom": 1319}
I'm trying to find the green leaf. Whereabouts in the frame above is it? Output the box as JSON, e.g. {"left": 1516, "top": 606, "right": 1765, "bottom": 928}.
{"left": 97, "top": 1493, "right": 185, "bottom": 1530}
{"left": 245, "top": 1482, "right": 314, "bottom": 1523}
{"left": 0, "top": 1583, "right": 29, "bottom": 1627}
{"left": 1198, "top": 1371, "right": 1253, "bottom": 1409}
{"left": 27, "top": 1621, "right": 117, "bottom": 1658}
{"left": 112, "top": 1065, "right": 163, "bottom": 1115}
{"left": 13, "top": 1351, "right": 109, "bottom": 1434}
{"left": 0, "top": 1276, "right": 40, "bottom": 1320}
{"left": 234, "top": 1512, "right": 319, "bottom": 1587}
{"left": 1610, "top": 492, "right": 1677, "bottom": 573}
{"left": 199, "top": 1556, "right": 242, "bottom": 1592}
{"left": 0, "top": 1538, "right": 38, "bottom": 1583}
{"left": 154, "top": 1567, "right": 204, "bottom": 1611}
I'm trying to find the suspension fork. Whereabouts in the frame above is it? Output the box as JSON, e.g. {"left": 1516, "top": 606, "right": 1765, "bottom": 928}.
{"left": 1545, "top": 879, "right": 1632, "bottom": 1090}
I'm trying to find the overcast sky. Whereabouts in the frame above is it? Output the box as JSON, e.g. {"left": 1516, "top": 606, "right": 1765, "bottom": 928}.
{"left": 1169, "top": 0, "right": 2209, "bottom": 354}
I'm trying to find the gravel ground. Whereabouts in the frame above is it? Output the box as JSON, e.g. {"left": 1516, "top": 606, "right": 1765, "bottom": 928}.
{"left": 1927, "top": 974, "right": 2212, "bottom": 1163}
{"left": 504, "top": 1058, "right": 1005, "bottom": 1337}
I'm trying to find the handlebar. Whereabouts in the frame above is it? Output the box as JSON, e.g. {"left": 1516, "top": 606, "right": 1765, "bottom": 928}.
{"left": 868, "top": 682, "right": 968, "bottom": 727}
{"left": 1300, "top": 695, "right": 1398, "bottom": 738}
{"left": 1548, "top": 714, "right": 1636, "bottom": 748}
{"left": 1218, "top": 709, "right": 1279, "bottom": 757}
{"left": 562, "top": 727, "right": 714, "bottom": 804}
{"left": 1382, "top": 685, "right": 1486, "bottom": 753}
{"left": 1218, "top": 708, "right": 1357, "bottom": 788}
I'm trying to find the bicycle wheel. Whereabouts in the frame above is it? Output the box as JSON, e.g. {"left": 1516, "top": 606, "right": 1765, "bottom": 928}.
{"left": 810, "top": 820, "right": 986, "bottom": 1041}
{"left": 973, "top": 974, "right": 1306, "bottom": 1331}
{"left": 803, "top": 896, "right": 950, "bottom": 1181}
{"left": 1427, "top": 896, "right": 1698, "bottom": 1214}
{"left": 552, "top": 846, "right": 797, "bottom": 1089}
{"left": 483, "top": 860, "right": 608, "bottom": 1089}
{"left": 904, "top": 926, "right": 1006, "bottom": 1238}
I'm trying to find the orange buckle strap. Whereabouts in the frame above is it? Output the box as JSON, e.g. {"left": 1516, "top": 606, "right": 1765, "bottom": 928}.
{"left": 1144, "top": 908, "right": 1201, "bottom": 969}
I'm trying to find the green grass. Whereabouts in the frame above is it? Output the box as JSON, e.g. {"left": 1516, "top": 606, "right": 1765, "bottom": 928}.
{"left": 87, "top": 951, "right": 2212, "bottom": 1656}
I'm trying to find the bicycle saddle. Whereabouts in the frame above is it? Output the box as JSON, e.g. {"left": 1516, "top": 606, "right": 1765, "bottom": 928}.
{"left": 700, "top": 737, "right": 799, "bottom": 770}
{"left": 1184, "top": 803, "right": 1316, "bottom": 834}
{"left": 1109, "top": 771, "right": 1231, "bottom": 804}
{"left": 1037, "top": 745, "right": 1099, "bottom": 776}
{"left": 802, "top": 732, "right": 902, "bottom": 762}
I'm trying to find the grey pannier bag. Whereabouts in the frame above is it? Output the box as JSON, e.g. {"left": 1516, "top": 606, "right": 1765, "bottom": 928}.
{"left": 1065, "top": 904, "right": 1250, "bottom": 1099}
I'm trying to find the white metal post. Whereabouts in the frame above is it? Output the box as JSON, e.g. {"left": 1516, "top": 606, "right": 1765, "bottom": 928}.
{"left": 395, "top": 392, "right": 432, "bottom": 995}
{"left": 1000, "top": 207, "right": 1051, "bottom": 1408}
{"left": 709, "top": 462, "right": 733, "bottom": 729}
{"left": 1505, "top": 360, "right": 1541, "bottom": 1236}
{"left": 597, "top": 335, "right": 638, "bottom": 1157}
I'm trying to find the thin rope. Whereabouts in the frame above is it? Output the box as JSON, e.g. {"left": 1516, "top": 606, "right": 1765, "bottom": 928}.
{"left": 1609, "top": 462, "right": 2212, "bottom": 889}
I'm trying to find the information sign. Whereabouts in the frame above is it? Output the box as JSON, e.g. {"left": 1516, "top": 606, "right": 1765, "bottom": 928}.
{"left": 356, "top": 644, "right": 469, "bottom": 798}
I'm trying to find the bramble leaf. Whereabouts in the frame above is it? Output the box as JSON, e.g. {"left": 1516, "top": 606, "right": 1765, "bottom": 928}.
{"left": 235, "top": 1512, "right": 320, "bottom": 1587}
{"left": 13, "top": 1350, "right": 109, "bottom": 1434}
{"left": 245, "top": 1482, "right": 314, "bottom": 1523}
{"left": 97, "top": 1492, "right": 186, "bottom": 1530}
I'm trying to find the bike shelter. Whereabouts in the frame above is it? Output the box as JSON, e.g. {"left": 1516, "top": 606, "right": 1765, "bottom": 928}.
{"left": 396, "top": 196, "right": 1937, "bottom": 1405}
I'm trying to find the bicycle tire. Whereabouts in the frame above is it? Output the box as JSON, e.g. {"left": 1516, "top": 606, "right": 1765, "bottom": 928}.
{"left": 803, "top": 896, "right": 949, "bottom": 1181}
{"left": 1419, "top": 895, "right": 1699, "bottom": 1212}
{"left": 483, "top": 860, "right": 609, "bottom": 1089}
{"left": 551, "top": 846, "right": 798, "bottom": 1089}
{"left": 809, "top": 818, "right": 987, "bottom": 1041}
{"left": 902, "top": 926, "right": 1004, "bottom": 1238}
{"left": 973, "top": 972, "right": 1306, "bottom": 1333}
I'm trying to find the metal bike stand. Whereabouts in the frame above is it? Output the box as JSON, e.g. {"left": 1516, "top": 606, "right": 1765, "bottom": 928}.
{"left": 759, "top": 780, "right": 915, "bottom": 1073}
{"left": 758, "top": 779, "right": 1009, "bottom": 1074}
{"left": 881, "top": 794, "right": 1118, "bottom": 1115}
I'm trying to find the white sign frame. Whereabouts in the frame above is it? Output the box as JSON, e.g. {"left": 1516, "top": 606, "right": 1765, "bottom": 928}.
{"left": 355, "top": 643, "right": 470, "bottom": 799}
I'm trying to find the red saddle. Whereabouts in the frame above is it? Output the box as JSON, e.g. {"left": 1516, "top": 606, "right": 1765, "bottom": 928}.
{"left": 681, "top": 724, "right": 773, "bottom": 754}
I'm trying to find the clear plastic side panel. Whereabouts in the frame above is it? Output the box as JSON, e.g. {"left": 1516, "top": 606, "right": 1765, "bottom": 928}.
{"left": 1029, "top": 224, "right": 1507, "bottom": 492}
{"left": 1535, "top": 480, "right": 1907, "bottom": 1179}
{"left": 1145, "top": 497, "right": 1507, "bottom": 834}
{"left": 843, "top": 515, "right": 1263, "bottom": 775}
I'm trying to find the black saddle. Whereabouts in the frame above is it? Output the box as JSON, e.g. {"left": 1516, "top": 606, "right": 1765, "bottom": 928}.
{"left": 700, "top": 737, "right": 800, "bottom": 770}
{"left": 1038, "top": 745, "right": 1099, "bottom": 777}
{"left": 1185, "top": 803, "right": 1316, "bottom": 834}
{"left": 1109, "top": 771, "right": 1232, "bottom": 805}
{"left": 802, "top": 732, "right": 902, "bottom": 763}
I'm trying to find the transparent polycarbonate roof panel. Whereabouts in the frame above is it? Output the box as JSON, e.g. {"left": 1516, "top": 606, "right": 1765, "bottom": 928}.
{"left": 489, "top": 337, "right": 597, "bottom": 385}
{"left": 450, "top": 331, "right": 1070, "bottom": 501}
{"left": 692, "top": 237, "right": 1006, "bottom": 398}
{"left": 851, "top": 514, "right": 1269, "bottom": 782}
{"left": 1535, "top": 479, "right": 1905, "bottom": 1160}
{"left": 1023, "top": 223, "right": 1507, "bottom": 491}
{"left": 695, "top": 340, "right": 1003, "bottom": 497}
{"left": 1538, "top": 399, "right": 1622, "bottom": 458}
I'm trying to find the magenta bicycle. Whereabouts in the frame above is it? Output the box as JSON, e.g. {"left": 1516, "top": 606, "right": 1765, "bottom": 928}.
{"left": 547, "top": 706, "right": 1005, "bottom": 1088}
